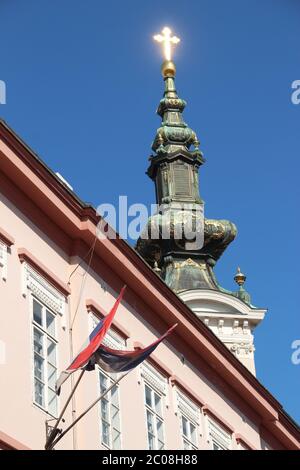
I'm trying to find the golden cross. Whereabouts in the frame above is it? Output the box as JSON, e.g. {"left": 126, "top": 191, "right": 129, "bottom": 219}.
{"left": 153, "top": 27, "right": 180, "bottom": 61}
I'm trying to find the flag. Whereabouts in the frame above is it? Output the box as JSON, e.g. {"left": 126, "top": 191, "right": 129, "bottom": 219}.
{"left": 56, "top": 285, "right": 126, "bottom": 394}
{"left": 92, "top": 324, "right": 177, "bottom": 373}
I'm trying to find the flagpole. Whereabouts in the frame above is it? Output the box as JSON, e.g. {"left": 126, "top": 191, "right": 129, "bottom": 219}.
{"left": 48, "top": 370, "right": 131, "bottom": 450}
{"left": 45, "top": 368, "right": 86, "bottom": 450}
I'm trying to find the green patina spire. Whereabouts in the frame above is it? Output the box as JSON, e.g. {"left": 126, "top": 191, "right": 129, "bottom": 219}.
{"left": 147, "top": 59, "right": 204, "bottom": 206}
{"left": 136, "top": 29, "right": 248, "bottom": 301}
{"left": 151, "top": 61, "right": 202, "bottom": 161}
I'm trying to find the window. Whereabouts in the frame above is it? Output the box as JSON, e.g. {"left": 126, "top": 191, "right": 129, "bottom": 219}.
{"left": 175, "top": 389, "right": 199, "bottom": 450}
{"left": 32, "top": 297, "right": 58, "bottom": 416}
{"left": 207, "top": 417, "right": 232, "bottom": 450}
{"left": 144, "top": 383, "right": 165, "bottom": 450}
{"left": 90, "top": 313, "right": 125, "bottom": 450}
{"left": 140, "top": 362, "right": 167, "bottom": 450}
{"left": 181, "top": 415, "right": 197, "bottom": 450}
{"left": 173, "top": 163, "right": 192, "bottom": 197}
{"left": 212, "top": 440, "right": 226, "bottom": 451}
{"left": 99, "top": 371, "right": 121, "bottom": 449}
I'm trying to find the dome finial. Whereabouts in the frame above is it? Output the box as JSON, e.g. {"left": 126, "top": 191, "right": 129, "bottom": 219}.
{"left": 234, "top": 267, "right": 246, "bottom": 286}
{"left": 233, "top": 267, "right": 251, "bottom": 305}
{"left": 153, "top": 26, "right": 180, "bottom": 78}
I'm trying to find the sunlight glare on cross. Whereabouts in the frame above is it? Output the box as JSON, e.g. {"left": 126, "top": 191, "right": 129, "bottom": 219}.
{"left": 153, "top": 27, "right": 180, "bottom": 61}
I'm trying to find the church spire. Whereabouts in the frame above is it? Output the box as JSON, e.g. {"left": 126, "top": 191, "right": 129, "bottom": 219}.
{"left": 148, "top": 28, "right": 204, "bottom": 205}
{"left": 152, "top": 27, "right": 200, "bottom": 158}
{"left": 136, "top": 28, "right": 238, "bottom": 296}
{"left": 135, "top": 29, "right": 264, "bottom": 374}
{"left": 151, "top": 64, "right": 202, "bottom": 163}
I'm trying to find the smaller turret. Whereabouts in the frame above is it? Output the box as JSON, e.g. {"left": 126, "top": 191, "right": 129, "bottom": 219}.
{"left": 233, "top": 267, "right": 251, "bottom": 305}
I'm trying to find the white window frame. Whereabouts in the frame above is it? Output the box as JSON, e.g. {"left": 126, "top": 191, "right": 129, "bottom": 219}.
{"left": 31, "top": 295, "right": 59, "bottom": 417}
{"left": 98, "top": 369, "right": 122, "bottom": 450}
{"left": 180, "top": 414, "right": 198, "bottom": 450}
{"left": 207, "top": 416, "right": 232, "bottom": 450}
{"left": 141, "top": 362, "right": 167, "bottom": 450}
{"left": 175, "top": 389, "right": 200, "bottom": 450}
{"left": 90, "top": 313, "right": 125, "bottom": 450}
{"left": 23, "top": 264, "right": 65, "bottom": 417}
{"left": 144, "top": 382, "right": 165, "bottom": 450}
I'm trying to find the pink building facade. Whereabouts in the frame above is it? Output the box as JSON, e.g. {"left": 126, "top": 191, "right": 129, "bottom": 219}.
{"left": 0, "top": 120, "right": 300, "bottom": 450}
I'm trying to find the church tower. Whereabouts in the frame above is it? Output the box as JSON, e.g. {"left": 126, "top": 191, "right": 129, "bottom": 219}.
{"left": 136, "top": 28, "right": 266, "bottom": 374}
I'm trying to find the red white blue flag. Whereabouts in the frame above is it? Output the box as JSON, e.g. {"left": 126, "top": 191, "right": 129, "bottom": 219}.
{"left": 91, "top": 324, "right": 177, "bottom": 373}
{"left": 56, "top": 286, "right": 126, "bottom": 394}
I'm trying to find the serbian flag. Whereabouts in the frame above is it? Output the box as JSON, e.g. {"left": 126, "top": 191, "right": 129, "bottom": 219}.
{"left": 56, "top": 286, "right": 126, "bottom": 394}
{"left": 91, "top": 324, "right": 177, "bottom": 373}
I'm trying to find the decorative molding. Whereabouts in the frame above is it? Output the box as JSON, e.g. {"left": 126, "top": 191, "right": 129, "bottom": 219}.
{"left": 18, "top": 248, "right": 70, "bottom": 296}
{"left": 22, "top": 262, "right": 66, "bottom": 316}
{"left": 174, "top": 258, "right": 206, "bottom": 270}
{"left": 179, "top": 288, "right": 266, "bottom": 317}
{"left": 170, "top": 375, "right": 205, "bottom": 408}
{"left": 207, "top": 416, "right": 232, "bottom": 449}
{"left": 140, "top": 361, "right": 168, "bottom": 396}
{"left": 176, "top": 388, "right": 200, "bottom": 425}
{"left": 103, "top": 330, "right": 126, "bottom": 350}
{"left": 0, "top": 240, "right": 8, "bottom": 280}
{"left": 202, "top": 405, "right": 235, "bottom": 434}
{"left": 230, "top": 342, "right": 254, "bottom": 357}
{"left": 218, "top": 318, "right": 224, "bottom": 333}
{"left": 179, "top": 288, "right": 264, "bottom": 373}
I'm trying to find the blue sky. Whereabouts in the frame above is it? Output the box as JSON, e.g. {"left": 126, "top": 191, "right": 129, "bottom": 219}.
{"left": 1, "top": 0, "right": 299, "bottom": 423}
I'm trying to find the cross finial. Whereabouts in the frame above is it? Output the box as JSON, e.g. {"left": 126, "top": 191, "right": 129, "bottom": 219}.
{"left": 153, "top": 27, "right": 180, "bottom": 61}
